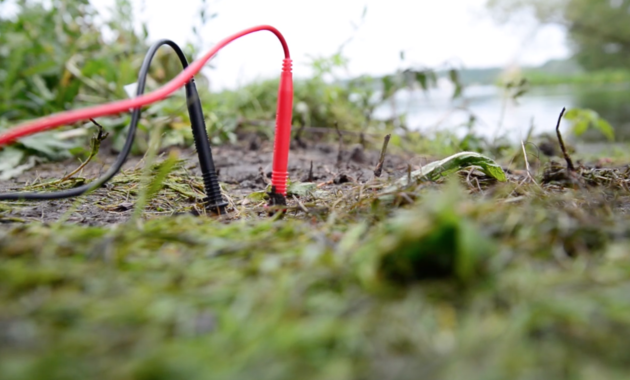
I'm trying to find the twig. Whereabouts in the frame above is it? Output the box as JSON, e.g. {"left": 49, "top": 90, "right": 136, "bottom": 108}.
{"left": 398, "top": 192, "right": 415, "bottom": 205}
{"left": 61, "top": 118, "right": 109, "bottom": 181}
{"left": 163, "top": 182, "right": 204, "bottom": 200}
{"left": 373, "top": 134, "right": 391, "bottom": 177}
{"left": 307, "top": 161, "right": 314, "bottom": 182}
{"left": 259, "top": 166, "right": 271, "bottom": 186}
{"left": 525, "top": 117, "right": 535, "bottom": 142}
{"left": 473, "top": 177, "right": 482, "bottom": 193}
{"left": 27, "top": 119, "right": 109, "bottom": 189}
{"left": 316, "top": 179, "right": 334, "bottom": 188}
{"left": 334, "top": 122, "right": 343, "bottom": 167}
{"left": 294, "top": 119, "right": 307, "bottom": 148}
{"left": 555, "top": 108, "right": 575, "bottom": 171}
{"left": 521, "top": 140, "right": 532, "bottom": 177}
{"left": 521, "top": 140, "right": 541, "bottom": 189}
{"left": 292, "top": 195, "right": 309, "bottom": 214}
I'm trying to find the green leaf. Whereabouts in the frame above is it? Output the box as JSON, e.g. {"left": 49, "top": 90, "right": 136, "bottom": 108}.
{"left": 573, "top": 119, "right": 589, "bottom": 136}
{"left": 448, "top": 69, "right": 463, "bottom": 99}
{"left": 19, "top": 133, "right": 74, "bottom": 159}
{"left": 31, "top": 75, "right": 55, "bottom": 101}
{"left": 415, "top": 71, "right": 428, "bottom": 91}
{"left": 381, "top": 75, "right": 395, "bottom": 100}
{"left": 247, "top": 191, "right": 268, "bottom": 202}
{"left": 0, "top": 147, "right": 37, "bottom": 180}
{"left": 395, "top": 151, "right": 507, "bottom": 187}
{"left": 0, "top": 147, "right": 25, "bottom": 173}
{"left": 563, "top": 108, "right": 581, "bottom": 120}
{"left": 21, "top": 60, "right": 58, "bottom": 76}
{"left": 144, "top": 154, "right": 180, "bottom": 201}
{"left": 596, "top": 119, "right": 615, "bottom": 141}
{"left": 287, "top": 182, "right": 316, "bottom": 197}
{"left": 564, "top": 108, "right": 615, "bottom": 141}
{"left": 513, "top": 88, "right": 528, "bottom": 99}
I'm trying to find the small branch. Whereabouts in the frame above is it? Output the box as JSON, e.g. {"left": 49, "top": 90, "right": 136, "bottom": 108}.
{"left": 334, "top": 122, "right": 343, "bottom": 167}
{"left": 316, "top": 179, "right": 334, "bottom": 188}
{"left": 258, "top": 166, "right": 271, "bottom": 186}
{"left": 521, "top": 140, "right": 532, "bottom": 177}
{"left": 294, "top": 119, "right": 307, "bottom": 149}
{"left": 373, "top": 134, "right": 391, "bottom": 178}
{"left": 292, "top": 195, "right": 310, "bottom": 214}
{"left": 555, "top": 107, "right": 575, "bottom": 171}
{"left": 28, "top": 119, "right": 109, "bottom": 189}
{"left": 90, "top": 118, "right": 107, "bottom": 140}
{"left": 61, "top": 118, "right": 109, "bottom": 181}
{"left": 307, "top": 161, "right": 314, "bottom": 182}
{"left": 521, "top": 140, "right": 541, "bottom": 188}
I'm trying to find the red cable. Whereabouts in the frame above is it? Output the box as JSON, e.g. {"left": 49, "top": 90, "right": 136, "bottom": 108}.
{"left": 0, "top": 24, "right": 294, "bottom": 196}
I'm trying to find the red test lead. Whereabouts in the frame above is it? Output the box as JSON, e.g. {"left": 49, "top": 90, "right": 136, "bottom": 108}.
{"left": 271, "top": 58, "right": 293, "bottom": 196}
{"left": 0, "top": 25, "right": 294, "bottom": 197}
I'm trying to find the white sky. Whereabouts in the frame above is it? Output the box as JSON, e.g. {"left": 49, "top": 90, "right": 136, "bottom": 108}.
{"left": 92, "top": 0, "right": 570, "bottom": 89}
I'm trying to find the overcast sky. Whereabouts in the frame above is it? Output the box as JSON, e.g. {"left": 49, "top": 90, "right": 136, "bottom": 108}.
{"left": 92, "top": 0, "right": 570, "bottom": 89}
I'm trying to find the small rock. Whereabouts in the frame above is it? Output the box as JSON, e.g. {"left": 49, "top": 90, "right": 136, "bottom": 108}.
{"left": 349, "top": 144, "right": 367, "bottom": 163}
{"left": 333, "top": 174, "right": 353, "bottom": 184}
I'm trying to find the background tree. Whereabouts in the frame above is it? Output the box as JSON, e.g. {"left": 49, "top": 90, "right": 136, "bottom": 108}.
{"left": 486, "top": 0, "right": 630, "bottom": 71}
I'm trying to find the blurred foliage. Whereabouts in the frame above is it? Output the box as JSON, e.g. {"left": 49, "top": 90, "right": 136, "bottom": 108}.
{"left": 226, "top": 50, "right": 463, "bottom": 149}
{"left": 570, "top": 83, "right": 630, "bottom": 141}
{"left": 0, "top": 0, "right": 150, "bottom": 122}
{"left": 486, "top": 0, "right": 630, "bottom": 71}
{"left": 0, "top": 0, "right": 208, "bottom": 176}
{"left": 564, "top": 108, "right": 615, "bottom": 141}
{"left": 356, "top": 181, "right": 496, "bottom": 289}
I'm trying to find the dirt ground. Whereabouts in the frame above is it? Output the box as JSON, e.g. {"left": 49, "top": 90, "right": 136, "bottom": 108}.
{"left": 0, "top": 136, "right": 417, "bottom": 226}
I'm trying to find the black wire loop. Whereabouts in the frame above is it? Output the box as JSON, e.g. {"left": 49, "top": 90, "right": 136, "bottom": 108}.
{"left": 0, "top": 40, "right": 227, "bottom": 214}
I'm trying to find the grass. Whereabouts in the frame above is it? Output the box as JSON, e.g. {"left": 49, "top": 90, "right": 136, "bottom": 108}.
{"left": 1, "top": 142, "right": 630, "bottom": 380}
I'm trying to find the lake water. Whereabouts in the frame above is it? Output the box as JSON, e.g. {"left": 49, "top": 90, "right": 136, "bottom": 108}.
{"left": 376, "top": 81, "right": 630, "bottom": 142}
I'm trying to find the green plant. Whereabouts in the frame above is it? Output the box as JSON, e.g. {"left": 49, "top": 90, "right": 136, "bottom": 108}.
{"left": 564, "top": 108, "right": 615, "bottom": 141}
{"left": 0, "top": 0, "right": 220, "bottom": 178}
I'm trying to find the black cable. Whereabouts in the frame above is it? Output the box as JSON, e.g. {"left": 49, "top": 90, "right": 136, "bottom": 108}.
{"left": 0, "top": 39, "right": 227, "bottom": 213}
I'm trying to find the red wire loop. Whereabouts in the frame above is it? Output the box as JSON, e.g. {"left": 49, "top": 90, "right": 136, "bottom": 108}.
{"left": 0, "top": 24, "right": 294, "bottom": 196}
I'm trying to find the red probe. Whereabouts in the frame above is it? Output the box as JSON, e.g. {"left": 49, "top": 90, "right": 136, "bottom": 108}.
{"left": 0, "top": 25, "right": 294, "bottom": 196}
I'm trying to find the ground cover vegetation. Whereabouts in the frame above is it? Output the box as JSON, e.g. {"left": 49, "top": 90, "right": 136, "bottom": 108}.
{"left": 1, "top": 0, "right": 630, "bottom": 379}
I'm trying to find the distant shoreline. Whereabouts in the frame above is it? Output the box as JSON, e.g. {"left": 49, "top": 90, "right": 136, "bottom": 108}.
{"left": 455, "top": 58, "right": 630, "bottom": 87}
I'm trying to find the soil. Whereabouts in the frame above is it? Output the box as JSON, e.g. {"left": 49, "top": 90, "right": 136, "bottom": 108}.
{"left": 0, "top": 137, "right": 417, "bottom": 226}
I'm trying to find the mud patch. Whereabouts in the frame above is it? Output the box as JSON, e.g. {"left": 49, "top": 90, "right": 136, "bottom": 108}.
{"left": 0, "top": 140, "right": 415, "bottom": 226}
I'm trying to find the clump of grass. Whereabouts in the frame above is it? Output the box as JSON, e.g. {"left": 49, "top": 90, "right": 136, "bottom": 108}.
{"left": 354, "top": 181, "right": 497, "bottom": 289}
